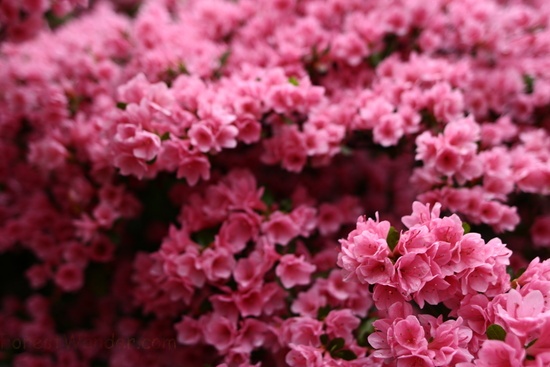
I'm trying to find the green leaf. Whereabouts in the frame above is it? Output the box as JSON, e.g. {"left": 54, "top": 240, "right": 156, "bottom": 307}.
{"left": 356, "top": 317, "right": 376, "bottom": 346}
{"left": 332, "top": 349, "right": 357, "bottom": 361}
{"left": 288, "top": 76, "right": 299, "bottom": 86}
{"left": 116, "top": 102, "right": 128, "bottom": 110}
{"left": 177, "top": 62, "right": 189, "bottom": 75}
{"left": 327, "top": 337, "right": 345, "bottom": 353}
{"left": 340, "top": 145, "right": 353, "bottom": 156}
{"left": 287, "top": 240, "right": 297, "bottom": 254}
{"left": 46, "top": 10, "right": 72, "bottom": 29}
{"left": 526, "top": 338, "right": 538, "bottom": 349}
{"left": 367, "top": 53, "right": 382, "bottom": 68}
{"left": 213, "top": 51, "right": 231, "bottom": 79}
{"left": 282, "top": 115, "right": 294, "bottom": 125}
{"left": 506, "top": 266, "right": 515, "bottom": 279}
{"left": 320, "top": 334, "right": 329, "bottom": 346}
{"left": 199, "top": 299, "right": 213, "bottom": 313}
{"left": 386, "top": 226, "right": 400, "bottom": 251}
{"left": 191, "top": 226, "right": 220, "bottom": 248}
{"left": 159, "top": 132, "right": 170, "bottom": 141}
{"left": 261, "top": 189, "right": 275, "bottom": 207}
{"left": 219, "top": 50, "right": 231, "bottom": 68}
{"left": 462, "top": 222, "right": 471, "bottom": 234}
{"left": 279, "top": 198, "right": 293, "bottom": 213}
{"left": 317, "top": 305, "right": 331, "bottom": 320}
{"left": 420, "top": 109, "right": 439, "bottom": 129}
{"left": 486, "top": 324, "right": 506, "bottom": 341}
{"left": 523, "top": 74, "right": 535, "bottom": 94}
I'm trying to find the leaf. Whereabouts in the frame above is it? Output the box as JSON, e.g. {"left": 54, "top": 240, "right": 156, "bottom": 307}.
{"left": 340, "top": 145, "right": 353, "bottom": 156}
{"left": 177, "top": 62, "right": 189, "bottom": 75}
{"left": 332, "top": 349, "right": 357, "bottom": 361}
{"left": 320, "top": 334, "right": 329, "bottom": 346}
{"left": 327, "top": 337, "right": 345, "bottom": 353}
{"left": 199, "top": 299, "right": 213, "bottom": 313}
{"left": 116, "top": 102, "right": 128, "bottom": 110}
{"left": 279, "top": 198, "right": 293, "bottom": 213}
{"left": 462, "top": 222, "right": 471, "bottom": 234}
{"left": 523, "top": 74, "right": 535, "bottom": 94}
{"left": 386, "top": 226, "right": 400, "bottom": 251}
{"left": 261, "top": 189, "right": 275, "bottom": 207}
{"left": 213, "top": 51, "right": 231, "bottom": 79}
{"left": 288, "top": 76, "right": 299, "bottom": 86}
{"left": 191, "top": 226, "right": 220, "bottom": 248}
{"left": 317, "top": 305, "right": 331, "bottom": 320}
{"left": 486, "top": 324, "right": 506, "bottom": 341}
{"left": 526, "top": 338, "right": 538, "bottom": 349}
{"left": 356, "top": 317, "right": 376, "bottom": 346}
{"left": 219, "top": 50, "right": 231, "bottom": 68}
{"left": 159, "top": 132, "right": 170, "bottom": 141}
{"left": 367, "top": 53, "right": 382, "bottom": 68}
{"left": 282, "top": 115, "right": 294, "bottom": 125}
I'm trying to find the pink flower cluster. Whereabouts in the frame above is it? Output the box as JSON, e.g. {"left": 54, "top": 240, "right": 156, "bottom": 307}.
{"left": 0, "top": 0, "right": 549, "bottom": 366}
{"left": 340, "top": 204, "right": 550, "bottom": 366}
{"left": 0, "top": 0, "right": 95, "bottom": 42}
{"left": 339, "top": 202, "right": 512, "bottom": 310}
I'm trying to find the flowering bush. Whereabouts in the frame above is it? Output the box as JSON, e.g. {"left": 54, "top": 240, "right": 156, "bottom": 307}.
{"left": 1, "top": 0, "right": 550, "bottom": 366}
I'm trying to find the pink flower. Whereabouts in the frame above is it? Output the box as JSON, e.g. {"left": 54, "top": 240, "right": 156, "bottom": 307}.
{"left": 290, "top": 205, "right": 318, "bottom": 238}
{"left": 234, "top": 114, "right": 261, "bottom": 144}
{"left": 199, "top": 247, "right": 236, "bottom": 282}
{"left": 234, "top": 318, "right": 267, "bottom": 354}
{"left": 280, "top": 317, "right": 323, "bottom": 347}
{"left": 393, "top": 315, "right": 428, "bottom": 353}
{"left": 324, "top": 309, "right": 360, "bottom": 343}
{"left": 451, "top": 233, "right": 490, "bottom": 273}
{"left": 396, "top": 355, "right": 434, "bottom": 367}
{"left": 291, "top": 286, "right": 327, "bottom": 317}
{"left": 88, "top": 236, "right": 115, "bottom": 263}
{"left": 25, "top": 264, "right": 51, "bottom": 289}
{"left": 402, "top": 202, "right": 441, "bottom": 229}
{"left": 262, "top": 211, "right": 300, "bottom": 246}
{"left": 331, "top": 32, "right": 368, "bottom": 66}
{"left": 338, "top": 215, "right": 394, "bottom": 284}
{"left": 395, "top": 253, "right": 436, "bottom": 294}
{"left": 476, "top": 335, "right": 525, "bottom": 367}
{"left": 286, "top": 344, "right": 323, "bottom": 367}
{"left": 218, "top": 211, "right": 261, "bottom": 253}
{"left": 234, "top": 286, "right": 264, "bottom": 317}
{"left": 203, "top": 314, "right": 237, "bottom": 352}
{"left": 233, "top": 249, "right": 276, "bottom": 290}
{"left": 28, "top": 138, "right": 68, "bottom": 170}
{"left": 493, "top": 288, "right": 550, "bottom": 339}
{"left": 54, "top": 263, "right": 84, "bottom": 292}
{"left": 276, "top": 254, "right": 316, "bottom": 288}
{"left": 188, "top": 123, "right": 215, "bottom": 153}
{"left": 131, "top": 131, "right": 161, "bottom": 161}
{"left": 373, "top": 285, "right": 407, "bottom": 310}
{"left": 177, "top": 152, "right": 211, "bottom": 186}
{"left": 174, "top": 251, "right": 205, "bottom": 287}
{"left": 175, "top": 316, "right": 202, "bottom": 345}
{"left": 373, "top": 113, "right": 405, "bottom": 147}
{"left": 457, "top": 294, "right": 490, "bottom": 335}
{"left": 113, "top": 153, "right": 148, "bottom": 179}
{"left": 316, "top": 203, "right": 342, "bottom": 236}
{"left": 434, "top": 146, "right": 463, "bottom": 176}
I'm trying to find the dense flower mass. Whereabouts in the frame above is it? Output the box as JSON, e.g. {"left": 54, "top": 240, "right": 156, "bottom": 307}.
{"left": 1, "top": 0, "right": 550, "bottom": 366}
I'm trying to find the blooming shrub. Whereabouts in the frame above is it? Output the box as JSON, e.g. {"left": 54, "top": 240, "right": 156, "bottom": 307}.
{"left": 1, "top": 0, "right": 550, "bottom": 366}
